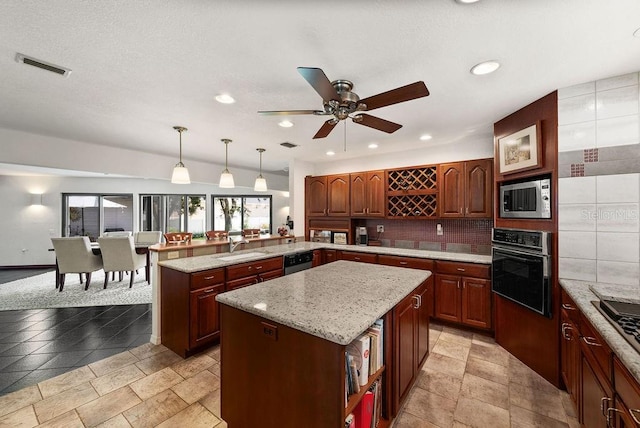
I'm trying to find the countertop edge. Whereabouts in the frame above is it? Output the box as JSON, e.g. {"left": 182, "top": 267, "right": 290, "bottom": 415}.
{"left": 560, "top": 278, "right": 640, "bottom": 384}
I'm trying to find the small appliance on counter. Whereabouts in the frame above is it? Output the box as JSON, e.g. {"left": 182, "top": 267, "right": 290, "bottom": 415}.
{"left": 357, "top": 227, "right": 368, "bottom": 246}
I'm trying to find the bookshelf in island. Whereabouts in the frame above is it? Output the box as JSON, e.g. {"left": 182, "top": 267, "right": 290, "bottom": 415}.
{"left": 216, "top": 260, "right": 432, "bottom": 428}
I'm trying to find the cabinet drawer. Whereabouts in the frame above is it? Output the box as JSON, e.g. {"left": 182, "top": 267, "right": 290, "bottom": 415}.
{"left": 614, "top": 356, "right": 640, "bottom": 413}
{"left": 435, "top": 261, "right": 490, "bottom": 279}
{"left": 579, "top": 313, "right": 612, "bottom": 380}
{"left": 191, "top": 268, "right": 225, "bottom": 290}
{"left": 226, "top": 275, "right": 259, "bottom": 291}
{"left": 337, "top": 251, "right": 378, "bottom": 264}
{"left": 259, "top": 268, "right": 284, "bottom": 282}
{"left": 226, "top": 257, "right": 283, "bottom": 281}
{"left": 378, "top": 255, "right": 434, "bottom": 271}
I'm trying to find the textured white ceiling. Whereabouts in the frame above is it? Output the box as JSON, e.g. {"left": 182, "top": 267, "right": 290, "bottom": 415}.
{"left": 1, "top": 0, "right": 639, "bottom": 176}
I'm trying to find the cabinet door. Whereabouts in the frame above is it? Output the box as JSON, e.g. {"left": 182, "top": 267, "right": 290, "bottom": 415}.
{"left": 189, "top": 284, "right": 222, "bottom": 348}
{"left": 327, "top": 174, "right": 350, "bottom": 216}
{"left": 434, "top": 274, "right": 461, "bottom": 323}
{"left": 226, "top": 275, "right": 258, "bottom": 291}
{"left": 394, "top": 292, "right": 417, "bottom": 408}
{"left": 312, "top": 250, "right": 322, "bottom": 267}
{"left": 439, "top": 162, "right": 465, "bottom": 218}
{"left": 350, "top": 172, "right": 367, "bottom": 216}
{"left": 581, "top": 354, "right": 611, "bottom": 428}
{"left": 561, "top": 317, "right": 580, "bottom": 406}
{"left": 366, "top": 170, "right": 386, "bottom": 217}
{"left": 323, "top": 249, "right": 337, "bottom": 264}
{"left": 461, "top": 277, "right": 491, "bottom": 329}
{"left": 465, "top": 159, "right": 493, "bottom": 218}
{"left": 305, "top": 176, "right": 328, "bottom": 216}
{"left": 416, "top": 279, "right": 431, "bottom": 368}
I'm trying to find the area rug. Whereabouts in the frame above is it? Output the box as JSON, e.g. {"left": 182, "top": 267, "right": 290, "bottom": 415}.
{"left": 0, "top": 270, "right": 151, "bottom": 311}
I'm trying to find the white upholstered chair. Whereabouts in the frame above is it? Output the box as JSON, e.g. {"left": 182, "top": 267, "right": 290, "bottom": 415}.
{"left": 134, "top": 231, "right": 162, "bottom": 245}
{"left": 98, "top": 236, "right": 146, "bottom": 288}
{"left": 50, "top": 237, "right": 103, "bottom": 292}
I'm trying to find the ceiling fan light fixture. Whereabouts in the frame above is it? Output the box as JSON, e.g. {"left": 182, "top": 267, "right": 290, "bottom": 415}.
{"left": 254, "top": 148, "right": 268, "bottom": 192}
{"left": 455, "top": 0, "right": 481, "bottom": 4}
{"left": 171, "top": 126, "right": 190, "bottom": 184}
{"left": 470, "top": 60, "right": 500, "bottom": 75}
{"left": 215, "top": 94, "right": 235, "bottom": 104}
{"left": 278, "top": 120, "right": 294, "bottom": 128}
{"left": 219, "top": 139, "right": 235, "bottom": 188}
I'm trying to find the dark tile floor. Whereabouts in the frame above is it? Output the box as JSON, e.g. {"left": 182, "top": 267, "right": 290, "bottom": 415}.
{"left": 0, "top": 269, "right": 151, "bottom": 396}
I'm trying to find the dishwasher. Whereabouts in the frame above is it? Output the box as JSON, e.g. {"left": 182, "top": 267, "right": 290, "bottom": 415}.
{"left": 283, "top": 251, "right": 314, "bottom": 275}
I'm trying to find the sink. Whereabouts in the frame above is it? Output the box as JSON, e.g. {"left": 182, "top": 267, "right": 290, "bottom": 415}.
{"left": 218, "top": 252, "right": 265, "bottom": 262}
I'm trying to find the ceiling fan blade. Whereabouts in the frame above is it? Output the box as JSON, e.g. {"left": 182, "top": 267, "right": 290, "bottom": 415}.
{"left": 352, "top": 113, "right": 402, "bottom": 134}
{"left": 358, "top": 81, "right": 429, "bottom": 111}
{"left": 258, "top": 110, "right": 323, "bottom": 116}
{"left": 297, "top": 67, "right": 341, "bottom": 102}
{"left": 313, "top": 119, "right": 338, "bottom": 139}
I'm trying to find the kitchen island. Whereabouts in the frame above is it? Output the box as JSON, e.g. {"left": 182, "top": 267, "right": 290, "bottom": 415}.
{"left": 216, "top": 260, "right": 432, "bottom": 428}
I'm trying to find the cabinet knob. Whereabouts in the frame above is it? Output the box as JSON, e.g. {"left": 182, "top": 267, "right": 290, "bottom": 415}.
{"left": 601, "top": 397, "right": 612, "bottom": 415}
{"left": 583, "top": 336, "right": 602, "bottom": 347}
{"left": 466, "top": 207, "right": 469, "bottom": 215}
{"left": 399, "top": 261, "right": 408, "bottom": 265}
{"left": 457, "top": 280, "right": 461, "bottom": 289}
{"left": 629, "top": 408, "right": 640, "bottom": 424}
{"left": 413, "top": 295, "right": 420, "bottom": 309}
{"left": 256, "top": 266, "right": 263, "bottom": 270}
{"left": 561, "top": 303, "right": 576, "bottom": 311}
{"left": 606, "top": 406, "right": 622, "bottom": 427}
{"left": 204, "top": 275, "right": 216, "bottom": 280}
{"left": 456, "top": 268, "right": 465, "bottom": 272}
{"left": 204, "top": 288, "right": 217, "bottom": 294}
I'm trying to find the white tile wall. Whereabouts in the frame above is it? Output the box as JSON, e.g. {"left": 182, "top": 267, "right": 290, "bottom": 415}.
{"left": 558, "top": 72, "right": 640, "bottom": 285}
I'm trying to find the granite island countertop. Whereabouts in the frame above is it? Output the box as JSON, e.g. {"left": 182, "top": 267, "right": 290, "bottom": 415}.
{"left": 216, "top": 260, "right": 431, "bottom": 345}
{"left": 560, "top": 278, "right": 640, "bottom": 384}
{"left": 158, "top": 241, "right": 491, "bottom": 273}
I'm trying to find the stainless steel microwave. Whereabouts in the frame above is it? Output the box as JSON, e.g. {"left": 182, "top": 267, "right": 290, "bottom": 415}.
{"left": 499, "top": 178, "right": 551, "bottom": 219}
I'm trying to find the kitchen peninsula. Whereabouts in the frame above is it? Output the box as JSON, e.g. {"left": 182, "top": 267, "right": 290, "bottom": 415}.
{"left": 216, "top": 260, "right": 432, "bottom": 428}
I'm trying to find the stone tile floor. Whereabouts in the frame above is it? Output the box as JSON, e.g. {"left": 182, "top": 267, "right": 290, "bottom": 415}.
{"left": 0, "top": 323, "right": 579, "bottom": 427}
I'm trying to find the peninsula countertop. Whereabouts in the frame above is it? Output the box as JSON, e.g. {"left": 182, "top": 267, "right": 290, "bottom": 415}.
{"left": 158, "top": 241, "right": 491, "bottom": 274}
{"left": 560, "top": 278, "right": 640, "bottom": 384}
{"left": 216, "top": 260, "right": 431, "bottom": 345}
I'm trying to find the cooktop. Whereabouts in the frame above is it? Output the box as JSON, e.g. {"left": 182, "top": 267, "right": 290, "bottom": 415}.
{"left": 594, "top": 299, "right": 640, "bottom": 354}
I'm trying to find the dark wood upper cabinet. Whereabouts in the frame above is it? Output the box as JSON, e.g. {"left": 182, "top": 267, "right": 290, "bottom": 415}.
{"left": 439, "top": 159, "right": 492, "bottom": 218}
{"left": 306, "top": 174, "right": 350, "bottom": 217}
{"left": 350, "top": 170, "right": 385, "bottom": 217}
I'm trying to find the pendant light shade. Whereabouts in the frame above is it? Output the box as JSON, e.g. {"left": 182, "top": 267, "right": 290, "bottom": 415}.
{"left": 219, "top": 139, "right": 235, "bottom": 188}
{"left": 254, "top": 148, "right": 268, "bottom": 192}
{"left": 171, "top": 126, "right": 190, "bottom": 184}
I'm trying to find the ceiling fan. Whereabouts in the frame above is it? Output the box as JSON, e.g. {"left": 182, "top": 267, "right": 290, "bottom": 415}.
{"left": 258, "top": 67, "right": 430, "bottom": 139}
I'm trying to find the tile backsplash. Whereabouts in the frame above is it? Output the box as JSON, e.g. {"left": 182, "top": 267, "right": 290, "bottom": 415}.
{"left": 362, "top": 218, "right": 493, "bottom": 255}
{"left": 558, "top": 71, "right": 640, "bottom": 287}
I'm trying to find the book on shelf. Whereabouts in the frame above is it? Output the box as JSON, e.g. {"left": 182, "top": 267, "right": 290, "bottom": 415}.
{"left": 353, "top": 390, "right": 374, "bottom": 428}
{"left": 369, "top": 379, "right": 382, "bottom": 428}
{"left": 347, "top": 333, "right": 371, "bottom": 386}
{"left": 349, "top": 355, "right": 360, "bottom": 394}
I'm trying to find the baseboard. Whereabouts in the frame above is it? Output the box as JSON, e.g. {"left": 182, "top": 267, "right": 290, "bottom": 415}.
{"left": 0, "top": 265, "right": 56, "bottom": 270}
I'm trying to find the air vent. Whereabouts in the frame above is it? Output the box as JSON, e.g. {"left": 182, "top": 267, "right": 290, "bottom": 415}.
{"left": 280, "top": 142, "right": 298, "bottom": 149}
{"left": 15, "top": 53, "right": 72, "bottom": 77}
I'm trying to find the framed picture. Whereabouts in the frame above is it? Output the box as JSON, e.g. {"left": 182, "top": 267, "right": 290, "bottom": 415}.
{"left": 498, "top": 123, "right": 542, "bottom": 174}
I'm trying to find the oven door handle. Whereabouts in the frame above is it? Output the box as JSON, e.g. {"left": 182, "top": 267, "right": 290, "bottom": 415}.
{"left": 497, "top": 253, "right": 534, "bottom": 264}
{"left": 493, "top": 246, "right": 544, "bottom": 258}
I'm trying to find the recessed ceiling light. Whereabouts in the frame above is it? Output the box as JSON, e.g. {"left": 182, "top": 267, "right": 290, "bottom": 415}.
{"left": 455, "top": 0, "right": 481, "bottom": 3}
{"left": 278, "top": 120, "right": 294, "bottom": 128}
{"left": 368, "top": 143, "right": 378, "bottom": 149}
{"left": 420, "top": 134, "right": 433, "bottom": 141}
{"left": 215, "top": 94, "right": 235, "bottom": 104}
{"left": 634, "top": 27, "right": 640, "bottom": 38}
{"left": 470, "top": 60, "right": 500, "bottom": 75}
{"left": 326, "top": 150, "right": 335, "bottom": 156}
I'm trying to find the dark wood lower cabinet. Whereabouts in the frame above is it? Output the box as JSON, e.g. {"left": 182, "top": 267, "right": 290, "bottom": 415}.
{"left": 581, "top": 351, "right": 611, "bottom": 428}
{"left": 190, "top": 284, "right": 223, "bottom": 348}
{"left": 434, "top": 274, "right": 460, "bottom": 323}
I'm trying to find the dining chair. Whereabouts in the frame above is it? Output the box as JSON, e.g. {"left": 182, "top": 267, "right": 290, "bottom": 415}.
{"left": 97, "top": 236, "right": 146, "bottom": 288}
{"left": 50, "top": 237, "right": 103, "bottom": 292}
{"left": 205, "top": 230, "right": 228, "bottom": 240}
{"left": 163, "top": 232, "right": 193, "bottom": 243}
{"left": 242, "top": 229, "right": 260, "bottom": 239}
{"left": 134, "top": 231, "right": 162, "bottom": 245}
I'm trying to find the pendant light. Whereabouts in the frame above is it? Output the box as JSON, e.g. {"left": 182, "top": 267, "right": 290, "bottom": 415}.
{"left": 171, "top": 126, "right": 190, "bottom": 184}
{"left": 219, "top": 138, "right": 235, "bottom": 188}
{"left": 254, "top": 148, "right": 268, "bottom": 191}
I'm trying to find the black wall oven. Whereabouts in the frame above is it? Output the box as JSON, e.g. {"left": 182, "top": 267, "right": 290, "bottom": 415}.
{"left": 492, "top": 228, "right": 552, "bottom": 318}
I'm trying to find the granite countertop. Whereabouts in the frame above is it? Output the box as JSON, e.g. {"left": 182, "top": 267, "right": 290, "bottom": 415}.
{"left": 216, "top": 260, "right": 431, "bottom": 345}
{"left": 158, "top": 241, "right": 491, "bottom": 273}
{"left": 560, "top": 278, "right": 640, "bottom": 384}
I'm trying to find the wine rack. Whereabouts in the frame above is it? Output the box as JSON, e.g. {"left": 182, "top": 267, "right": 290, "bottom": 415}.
{"left": 386, "top": 165, "right": 438, "bottom": 217}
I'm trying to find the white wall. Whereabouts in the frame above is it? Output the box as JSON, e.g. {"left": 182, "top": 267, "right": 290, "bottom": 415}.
{"left": 557, "top": 71, "right": 640, "bottom": 287}
{"left": 0, "top": 174, "right": 290, "bottom": 266}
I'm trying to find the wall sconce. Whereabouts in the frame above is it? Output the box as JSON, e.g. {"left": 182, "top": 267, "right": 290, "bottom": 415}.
{"left": 30, "top": 193, "right": 43, "bottom": 205}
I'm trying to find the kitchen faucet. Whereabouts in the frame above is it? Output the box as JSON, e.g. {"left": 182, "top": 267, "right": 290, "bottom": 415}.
{"left": 229, "top": 236, "right": 249, "bottom": 253}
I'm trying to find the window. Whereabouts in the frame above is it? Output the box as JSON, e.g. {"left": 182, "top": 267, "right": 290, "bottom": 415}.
{"left": 212, "top": 195, "right": 272, "bottom": 234}
{"left": 140, "top": 194, "right": 206, "bottom": 238}
{"left": 63, "top": 194, "right": 133, "bottom": 240}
